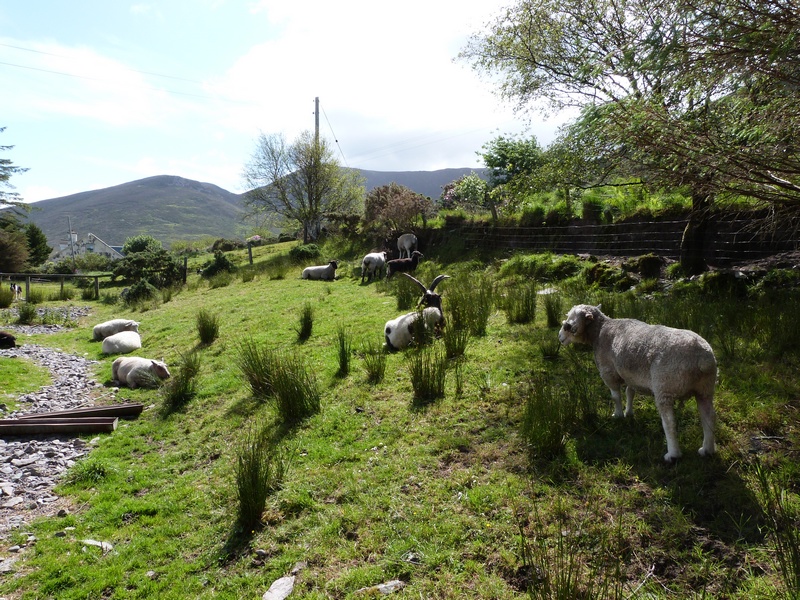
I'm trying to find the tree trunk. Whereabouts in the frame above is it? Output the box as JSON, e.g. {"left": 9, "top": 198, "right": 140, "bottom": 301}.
{"left": 680, "top": 190, "right": 712, "bottom": 275}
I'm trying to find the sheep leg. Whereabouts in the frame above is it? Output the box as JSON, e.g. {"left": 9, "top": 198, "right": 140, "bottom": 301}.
{"left": 624, "top": 386, "right": 635, "bottom": 417}
{"left": 696, "top": 394, "right": 717, "bottom": 456}
{"left": 609, "top": 388, "right": 625, "bottom": 418}
{"left": 655, "top": 394, "right": 682, "bottom": 462}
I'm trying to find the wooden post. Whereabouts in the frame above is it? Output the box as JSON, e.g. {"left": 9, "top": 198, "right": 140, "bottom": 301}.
{"left": 248, "top": 243, "right": 253, "bottom": 265}
{"left": 94, "top": 276, "right": 100, "bottom": 299}
{"left": 25, "top": 276, "right": 30, "bottom": 302}
{"left": 183, "top": 257, "right": 188, "bottom": 284}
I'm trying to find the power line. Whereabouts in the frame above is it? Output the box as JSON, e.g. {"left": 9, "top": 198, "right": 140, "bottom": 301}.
{"left": 319, "top": 103, "right": 349, "bottom": 168}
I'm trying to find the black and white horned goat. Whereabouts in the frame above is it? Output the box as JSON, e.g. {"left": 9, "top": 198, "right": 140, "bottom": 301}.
{"left": 384, "top": 273, "right": 450, "bottom": 351}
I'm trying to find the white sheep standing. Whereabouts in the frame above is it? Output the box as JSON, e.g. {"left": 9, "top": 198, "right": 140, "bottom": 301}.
{"left": 112, "top": 356, "right": 171, "bottom": 389}
{"left": 361, "top": 251, "right": 388, "bottom": 283}
{"left": 397, "top": 233, "right": 417, "bottom": 259}
{"left": 301, "top": 260, "right": 339, "bottom": 281}
{"left": 102, "top": 330, "right": 143, "bottom": 355}
{"left": 384, "top": 274, "right": 450, "bottom": 351}
{"left": 558, "top": 304, "right": 717, "bottom": 462}
{"left": 93, "top": 318, "right": 140, "bottom": 341}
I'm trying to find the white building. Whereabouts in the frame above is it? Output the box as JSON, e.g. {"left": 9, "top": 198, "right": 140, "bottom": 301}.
{"left": 51, "top": 232, "right": 124, "bottom": 261}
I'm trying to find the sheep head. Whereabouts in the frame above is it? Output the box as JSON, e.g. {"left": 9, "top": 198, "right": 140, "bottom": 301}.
{"left": 559, "top": 304, "right": 602, "bottom": 345}
{"left": 401, "top": 273, "right": 450, "bottom": 310}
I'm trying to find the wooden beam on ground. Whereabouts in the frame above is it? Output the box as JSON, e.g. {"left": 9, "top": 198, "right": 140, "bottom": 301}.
{"left": 18, "top": 403, "right": 144, "bottom": 420}
{"left": 0, "top": 418, "right": 118, "bottom": 436}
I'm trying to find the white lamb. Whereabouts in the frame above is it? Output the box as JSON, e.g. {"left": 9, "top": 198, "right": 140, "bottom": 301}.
{"left": 301, "top": 260, "right": 339, "bottom": 281}
{"left": 102, "top": 330, "right": 142, "bottom": 355}
{"left": 93, "top": 318, "right": 140, "bottom": 341}
{"left": 558, "top": 304, "right": 717, "bottom": 462}
{"left": 112, "top": 356, "right": 171, "bottom": 389}
{"left": 397, "top": 233, "right": 417, "bottom": 259}
{"left": 361, "top": 251, "right": 388, "bottom": 283}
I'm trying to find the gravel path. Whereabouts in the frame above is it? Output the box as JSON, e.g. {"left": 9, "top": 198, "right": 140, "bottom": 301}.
{"left": 0, "top": 315, "right": 111, "bottom": 542}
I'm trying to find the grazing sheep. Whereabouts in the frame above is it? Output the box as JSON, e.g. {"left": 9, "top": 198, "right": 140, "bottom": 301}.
{"left": 112, "top": 356, "right": 171, "bottom": 389}
{"left": 101, "top": 330, "right": 142, "bottom": 355}
{"left": 301, "top": 260, "right": 339, "bottom": 281}
{"left": 361, "top": 251, "right": 388, "bottom": 283}
{"left": 93, "top": 318, "right": 140, "bottom": 341}
{"left": 9, "top": 283, "right": 21, "bottom": 301}
{"left": 558, "top": 304, "right": 717, "bottom": 462}
{"left": 384, "top": 274, "right": 450, "bottom": 351}
{"left": 397, "top": 233, "right": 418, "bottom": 259}
{"left": 0, "top": 330, "right": 16, "bottom": 349}
{"left": 386, "top": 250, "right": 423, "bottom": 278}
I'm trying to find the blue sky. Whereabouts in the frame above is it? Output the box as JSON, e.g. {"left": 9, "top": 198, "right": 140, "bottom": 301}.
{"left": 1, "top": 1, "right": 570, "bottom": 203}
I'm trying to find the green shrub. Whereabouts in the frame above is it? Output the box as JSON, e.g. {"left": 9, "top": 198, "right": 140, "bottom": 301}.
{"left": 124, "top": 279, "right": 159, "bottom": 305}
{"left": 196, "top": 309, "right": 220, "bottom": 345}
{"left": 27, "top": 289, "right": 45, "bottom": 305}
{"left": 288, "top": 243, "right": 321, "bottom": 263}
{"left": 407, "top": 344, "right": 447, "bottom": 406}
{"left": 202, "top": 250, "right": 237, "bottom": 279}
{"left": 0, "top": 288, "right": 12, "bottom": 308}
{"left": 16, "top": 302, "right": 37, "bottom": 325}
{"left": 208, "top": 272, "right": 233, "bottom": 289}
{"left": 234, "top": 421, "right": 290, "bottom": 531}
{"left": 519, "top": 205, "right": 546, "bottom": 227}
{"left": 48, "top": 286, "right": 77, "bottom": 302}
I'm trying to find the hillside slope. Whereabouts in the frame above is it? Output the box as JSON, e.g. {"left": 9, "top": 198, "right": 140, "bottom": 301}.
{"left": 25, "top": 168, "right": 485, "bottom": 248}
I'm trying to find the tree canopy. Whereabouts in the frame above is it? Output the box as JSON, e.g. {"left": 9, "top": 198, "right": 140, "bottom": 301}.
{"left": 460, "top": 0, "right": 800, "bottom": 208}
{"left": 242, "top": 131, "right": 364, "bottom": 244}
{"left": 363, "top": 182, "right": 434, "bottom": 237}
{"left": 0, "top": 127, "right": 28, "bottom": 209}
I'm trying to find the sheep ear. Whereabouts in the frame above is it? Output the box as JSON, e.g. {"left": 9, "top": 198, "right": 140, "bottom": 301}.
{"left": 429, "top": 274, "right": 450, "bottom": 292}
{"left": 584, "top": 308, "right": 594, "bottom": 321}
{"left": 400, "top": 272, "right": 427, "bottom": 294}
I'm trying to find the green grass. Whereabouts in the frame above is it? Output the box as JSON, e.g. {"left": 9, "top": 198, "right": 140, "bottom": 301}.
{"left": 0, "top": 356, "right": 51, "bottom": 411}
{"left": 1, "top": 245, "right": 799, "bottom": 599}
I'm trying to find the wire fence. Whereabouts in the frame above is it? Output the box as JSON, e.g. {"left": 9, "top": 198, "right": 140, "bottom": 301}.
{"left": 452, "top": 218, "right": 799, "bottom": 265}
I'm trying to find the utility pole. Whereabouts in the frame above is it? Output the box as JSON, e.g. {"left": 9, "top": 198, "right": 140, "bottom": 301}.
{"left": 314, "top": 96, "right": 320, "bottom": 146}
{"left": 67, "top": 216, "right": 76, "bottom": 272}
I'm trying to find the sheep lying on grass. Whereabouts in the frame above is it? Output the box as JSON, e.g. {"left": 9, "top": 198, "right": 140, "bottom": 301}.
{"left": 361, "top": 251, "right": 387, "bottom": 283}
{"left": 0, "top": 331, "right": 16, "bottom": 349}
{"left": 112, "top": 356, "right": 171, "bottom": 389}
{"left": 386, "top": 250, "right": 423, "bottom": 278}
{"left": 301, "top": 260, "right": 339, "bottom": 281}
{"left": 102, "top": 331, "right": 142, "bottom": 355}
{"left": 93, "top": 318, "right": 140, "bottom": 341}
{"left": 558, "top": 304, "right": 717, "bottom": 462}
{"left": 384, "top": 274, "right": 450, "bottom": 351}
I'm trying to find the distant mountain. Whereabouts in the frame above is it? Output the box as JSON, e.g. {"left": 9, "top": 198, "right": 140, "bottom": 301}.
{"left": 25, "top": 169, "right": 485, "bottom": 248}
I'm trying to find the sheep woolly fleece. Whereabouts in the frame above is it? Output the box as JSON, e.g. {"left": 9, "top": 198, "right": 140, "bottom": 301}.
{"left": 301, "top": 260, "right": 338, "bottom": 281}
{"left": 558, "top": 304, "right": 717, "bottom": 462}
{"left": 112, "top": 356, "right": 171, "bottom": 389}
{"left": 93, "top": 318, "right": 139, "bottom": 341}
{"left": 101, "top": 330, "right": 142, "bottom": 355}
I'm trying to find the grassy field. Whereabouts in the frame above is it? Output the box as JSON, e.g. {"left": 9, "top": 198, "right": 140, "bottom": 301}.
{"left": 1, "top": 241, "right": 799, "bottom": 599}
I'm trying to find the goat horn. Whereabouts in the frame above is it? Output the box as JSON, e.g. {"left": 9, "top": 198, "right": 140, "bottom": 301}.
{"left": 429, "top": 274, "right": 451, "bottom": 292}
{"left": 400, "top": 272, "right": 427, "bottom": 294}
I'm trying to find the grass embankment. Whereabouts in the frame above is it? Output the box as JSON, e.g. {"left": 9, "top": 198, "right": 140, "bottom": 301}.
{"left": 1, "top": 241, "right": 799, "bottom": 599}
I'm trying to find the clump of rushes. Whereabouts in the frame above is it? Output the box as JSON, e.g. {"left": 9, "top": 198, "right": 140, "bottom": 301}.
{"left": 407, "top": 343, "right": 447, "bottom": 406}
{"left": 544, "top": 292, "right": 565, "bottom": 328}
{"left": 234, "top": 421, "right": 291, "bottom": 532}
{"left": 160, "top": 351, "right": 201, "bottom": 415}
{"left": 236, "top": 338, "right": 277, "bottom": 400}
{"left": 296, "top": 302, "right": 314, "bottom": 342}
{"left": 361, "top": 339, "right": 387, "bottom": 384}
{"left": 520, "top": 374, "right": 578, "bottom": 460}
{"left": 446, "top": 272, "right": 494, "bottom": 336}
{"left": 335, "top": 325, "right": 352, "bottom": 377}
{"left": 196, "top": 308, "right": 220, "bottom": 345}
{"left": 271, "top": 351, "right": 320, "bottom": 424}
{"left": 503, "top": 280, "right": 538, "bottom": 324}
{"left": 16, "top": 302, "right": 37, "bottom": 325}
{"left": 442, "top": 323, "right": 469, "bottom": 359}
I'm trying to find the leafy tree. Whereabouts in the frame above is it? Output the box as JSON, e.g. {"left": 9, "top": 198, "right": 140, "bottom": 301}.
{"left": 0, "top": 229, "right": 28, "bottom": 272}
{"left": 440, "top": 174, "right": 494, "bottom": 217}
{"left": 122, "top": 234, "right": 162, "bottom": 255}
{"left": 24, "top": 223, "right": 52, "bottom": 267}
{"left": 243, "top": 131, "right": 364, "bottom": 244}
{"left": 114, "top": 235, "right": 183, "bottom": 287}
{"left": 460, "top": 0, "right": 800, "bottom": 273}
{"left": 0, "top": 127, "right": 28, "bottom": 209}
{"left": 363, "top": 182, "right": 434, "bottom": 236}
